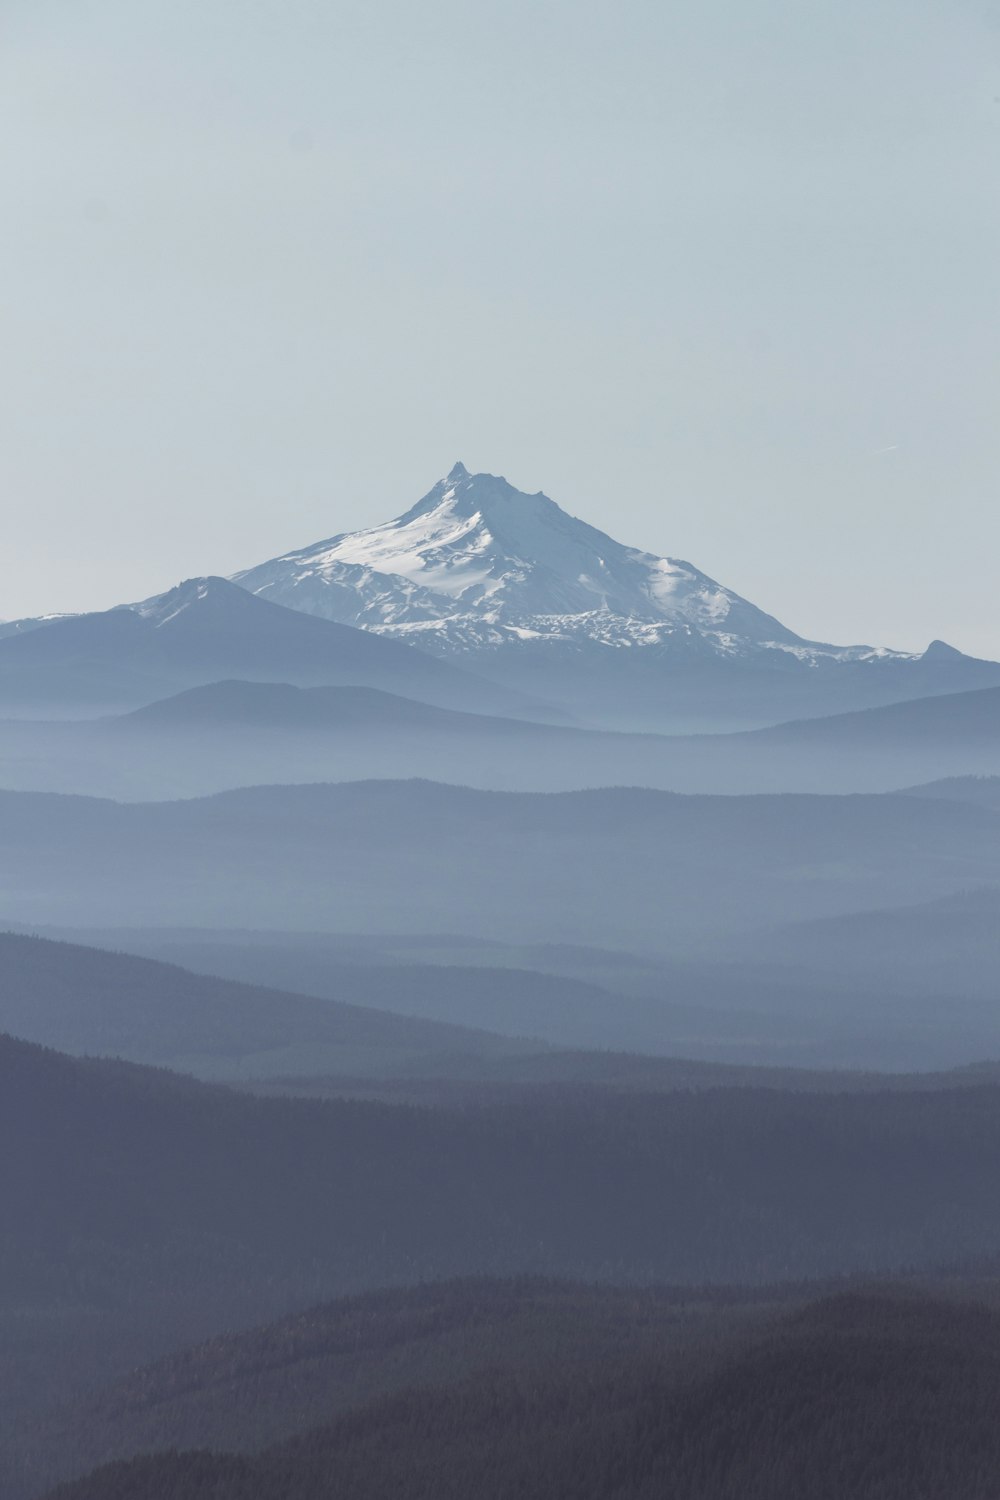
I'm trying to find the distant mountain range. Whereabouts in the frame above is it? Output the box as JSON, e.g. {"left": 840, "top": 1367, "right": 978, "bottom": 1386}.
{"left": 2, "top": 465, "right": 997, "bottom": 730}
{"left": 231, "top": 463, "right": 1000, "bottom": 728}
{"left": 1, "top": 674, "right": 998, "bottom": 803}
{"left": 9, "top": 1032, "right": 1000, "bottom": 1500}
{"left": 3, "top": 779, "right": 997, "bottom": 953}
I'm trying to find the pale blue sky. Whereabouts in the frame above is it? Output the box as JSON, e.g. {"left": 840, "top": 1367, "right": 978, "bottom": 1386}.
{"left": 2, "top": 0, "right": 998, "bottom": 652}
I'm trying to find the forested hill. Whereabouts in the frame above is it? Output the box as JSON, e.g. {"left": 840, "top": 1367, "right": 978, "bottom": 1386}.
{"left": 46, "top": 1291, "right": 1000, "bottom": 1500}
{"left": 9, "top": 1030, "right": 1000, "bottom": 1314}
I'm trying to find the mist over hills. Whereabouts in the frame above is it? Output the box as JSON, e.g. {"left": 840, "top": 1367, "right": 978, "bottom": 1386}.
{"left": 2, "top": 779, "right": 998, "bottom": 946}
{"left": 0, "top": 930, "right": 547, "bottom": 1079}
{"left": 17, "top": 918, "right": 999, "bottom": 1073}
{"left": 732, "top": 887, "right": 1000, "bottom": 1002}
{"left": 12, "top": 918, "right": 999, "bottom": 1073}
{"left": 1, "top": 671, "right": 998, "bottom": 802}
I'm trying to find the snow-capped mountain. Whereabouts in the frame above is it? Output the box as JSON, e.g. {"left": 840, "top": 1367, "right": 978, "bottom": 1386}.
{"left": 232, "top": 463, "right": 903, "bottom": 664}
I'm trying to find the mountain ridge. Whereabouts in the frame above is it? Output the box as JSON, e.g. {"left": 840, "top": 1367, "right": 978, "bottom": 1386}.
{"left": 0, "top": 576, "right": 543, "bottom": 720}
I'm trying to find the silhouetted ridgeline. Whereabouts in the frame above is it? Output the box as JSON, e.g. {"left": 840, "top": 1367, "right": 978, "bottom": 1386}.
{"left": 44, "top": 1291, "right": 1000, "bottom": 1500}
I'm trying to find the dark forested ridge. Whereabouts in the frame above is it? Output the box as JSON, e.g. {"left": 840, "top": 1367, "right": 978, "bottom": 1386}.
{"left": 44, "top": 1290, "right": 1000, "bottom": 1500}
{"left": 12, "top": 1277, "right": 779, "bottom": 1495}
{"left": 12, "top": 1029, "right": 1000, "bottom": 1312}
{"left": 9, "top": 1023, "right": 1000, "bottom": 1474}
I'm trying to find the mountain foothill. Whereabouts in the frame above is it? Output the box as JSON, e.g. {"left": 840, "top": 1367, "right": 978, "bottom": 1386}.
{"left": 4, "top": 463, "right": 1000, "bottom": 1499}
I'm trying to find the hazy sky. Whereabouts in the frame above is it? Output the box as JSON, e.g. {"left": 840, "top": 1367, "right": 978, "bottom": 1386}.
{"left": 2, "top": 0, "right": 998, "bottom": 652}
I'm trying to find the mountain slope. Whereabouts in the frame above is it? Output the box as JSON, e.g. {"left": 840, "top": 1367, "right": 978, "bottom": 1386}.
{"left": 13, "top": 1033, "right": 1000, "bottom": 1496}
{"left": 0, "top": 577, "right": 540, "bottom": 718}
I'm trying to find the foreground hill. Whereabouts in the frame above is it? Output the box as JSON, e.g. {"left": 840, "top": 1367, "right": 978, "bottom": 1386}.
{"left": 46, "top": 1290, "right": 1000, "bottom": 1500}
{"left": 12, "top": 1277, "right": 775, "bottom": 1496}
{"left": 9, "top": 1032, "right": 1000, "bottom": 1365}
{"left": 2, "top": 780, "right": 998, "bottom": 950}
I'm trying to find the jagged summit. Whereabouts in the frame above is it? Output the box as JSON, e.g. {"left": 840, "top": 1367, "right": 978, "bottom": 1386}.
{"left": 233, "top": 464, "right": 903, "bottom": 664}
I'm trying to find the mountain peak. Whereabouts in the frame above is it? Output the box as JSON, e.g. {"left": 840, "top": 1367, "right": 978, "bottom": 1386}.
{"left": 232, "top": 465, "right": 826, "bottom": 656}
{"left": 230, "top": 465, "right": 920, "bottom": 668}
